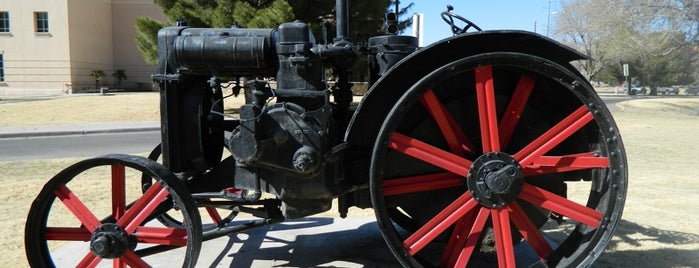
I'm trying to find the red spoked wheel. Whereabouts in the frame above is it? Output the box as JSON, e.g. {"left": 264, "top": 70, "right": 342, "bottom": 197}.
{"left": 25, "top": 154, "right": 202, "bottom": 267}
{"left": 370, "top": 52, "right": 627, "bottom": 267}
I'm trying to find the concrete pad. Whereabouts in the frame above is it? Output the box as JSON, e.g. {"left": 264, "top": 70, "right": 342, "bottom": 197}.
{"left": 52, "top": 217, "right": 401, "bottom": 267}
{"left": 51, "top": 216, "right": 550, "bottom": 267}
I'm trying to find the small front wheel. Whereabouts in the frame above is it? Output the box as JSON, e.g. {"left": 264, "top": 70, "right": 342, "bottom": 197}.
{"left": 25, "top": 154, "right": 202, "bottom": 267}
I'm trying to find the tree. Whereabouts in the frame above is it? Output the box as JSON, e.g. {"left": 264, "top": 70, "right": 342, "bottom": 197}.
{"left": 112, "top": 69, "right": 128, "bottom": 88}
{"left": 150, "top": 0, "right": 294, "bottom": 28}
{"left": 554, "top": 0, "right": 627, "bottom": 80}
{"left": 136, "top": 0, "right": 294, "bottom": 64}
{"left": 633, "top": 31, "right": 696, "bottom": 91}
{"left": 554, "top": 0, "right": 698, "bottom": 93}
{"left": 284, "top": 0, "right": 412, "bottom": 42}
{"left": 388, "top": 0, "right": 415, "bottom": 34}
{"left": 135, "top": 0, "right": 412, "bottom": 64}
{"left": 135, "top": 18, "right": 164, "bottom": 64}
{"left": 89, "top": 70, "right": 106, "bottom": 90}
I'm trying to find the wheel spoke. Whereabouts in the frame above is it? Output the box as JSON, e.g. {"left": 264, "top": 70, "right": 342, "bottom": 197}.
{"left": 383, "top": 172, "right": 464, "bottom": 196}
{"left": 205, "top": 204, "right": 225, "bottom": 226}
{"left": 420, "top": 89, "right": 475, "bottom": 155}
{"left": 475, "top": 66, "right": 500, "bottom": 152}
{"left": 460, "top": 208, "right": 491, "bottom": 266}
{"left": 498, "top": 75, "right": 535, "bottom": 149}
{"left": 491, "top": 208, "right": 516, "bottom": 268}
{"left": 523, "top": 153, "right": 609, "bottom": 176}
{"left": 441, "top": 209, "right": 477, "bottom": 267}
{"left": 135, "top": 226, "right": 188, "bottom": 246}
{"left": 116, "top": 182, "right": 171, "bottom": 233}
{"left": 120, "top": 250, "right": 150, "bottom": 268}
{"left": 112, "top": 165, "right": 126, "bottom": 220}
{"left": 114, "top": 258, "right": 126, "bottom": 268}
{"left": 77, "top": 252, "right": 101, "bottom": 267}
{"left": 55, "top": 185, "right": 101, "bottom": 232}
{"left": 514, "top": 105, "right": 593, "bottom": 167}
{"left": 389, "top": 132, "right": 472, "bottom": 176}
{"left": 44, "top": 227, "right": 91, "bottom": 241}
{"left": 403, "top": 192, "right": 479, "bottom": 255}
{"left": 519, "top": 184, "right": 603, "bottom": 227}
{"left": 442, "top": 207, "right": 490, "bottom": 267}
{"left": 507, "top": 202, "right": 553, "bottom": 260}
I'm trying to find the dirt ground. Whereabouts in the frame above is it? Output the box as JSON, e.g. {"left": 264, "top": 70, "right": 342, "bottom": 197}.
{"left": 1, "top": 93, "right": 698, "bottom": 267}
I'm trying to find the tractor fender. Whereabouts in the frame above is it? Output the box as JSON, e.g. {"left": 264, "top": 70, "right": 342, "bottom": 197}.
{"left": 345, "top": 30, "right": 588, "bottom": 149}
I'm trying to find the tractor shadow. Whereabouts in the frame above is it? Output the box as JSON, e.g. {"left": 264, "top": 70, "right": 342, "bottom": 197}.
{"left": 596, "top": 219, "right": 699, "bottom": 267}
{"left": 198, "top": 217, "right": 699, "bottom": 267}
{"left": 199, "top": 217, "right": 400, "bottom": 268}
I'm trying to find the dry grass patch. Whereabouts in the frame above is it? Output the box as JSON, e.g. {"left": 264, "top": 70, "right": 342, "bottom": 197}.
{"left": 0, "top": 94, "right": 160, "bottom": 126}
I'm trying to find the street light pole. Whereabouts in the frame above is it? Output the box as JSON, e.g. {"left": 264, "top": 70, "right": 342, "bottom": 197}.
{"left": 623, "top": 63, "right": 631, "bottom": 95}
{"left": 547, "top": 0, "right": 551, "bottom": 36}
{"left": 546, "top": 0, "right": 558, "bottom": 37}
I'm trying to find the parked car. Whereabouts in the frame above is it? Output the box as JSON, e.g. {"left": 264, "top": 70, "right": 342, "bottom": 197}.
{"left": 686, "top": 86, "right": 699, "bottom": 95}
{"left": 657, "top": 86, "right": 679, "bottom": 95}
{"left": 625, "top": 85, "right": 646, "bottom": 95}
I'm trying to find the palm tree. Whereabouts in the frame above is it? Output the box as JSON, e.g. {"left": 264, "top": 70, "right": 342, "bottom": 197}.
{"left": 112, "top": 69, "right": 127, "bottom": 88}
{"left": 89, "top": 70, "right": 106, "bottom": 90}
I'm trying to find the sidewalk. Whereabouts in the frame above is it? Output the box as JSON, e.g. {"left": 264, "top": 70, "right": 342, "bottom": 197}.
{"left": 0, "top": 121, "right": 160, "bottom": 139}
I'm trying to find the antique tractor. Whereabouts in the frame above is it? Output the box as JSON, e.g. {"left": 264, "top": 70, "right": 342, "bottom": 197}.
{"left": 25, "top": 1, "right": 627, "bottom": 267}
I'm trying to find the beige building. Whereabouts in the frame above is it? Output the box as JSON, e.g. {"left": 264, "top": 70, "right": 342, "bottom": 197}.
{"left": 0, "top": 0, "right": 167, "bottom": 95}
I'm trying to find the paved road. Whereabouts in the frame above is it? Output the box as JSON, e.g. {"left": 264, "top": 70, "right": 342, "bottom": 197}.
{"left": 0, "top": 131, "right": 160, "bottom": 161}
{"left": 0, "top": 96, "right": 629, "bottom": 162}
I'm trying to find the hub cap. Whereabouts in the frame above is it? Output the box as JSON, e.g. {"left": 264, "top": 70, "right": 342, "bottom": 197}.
{"left": 90, "top": 223, "right": 134, "bottom": 259}
{"left": 467, "top": 152, "right": 524, "bottom": 208}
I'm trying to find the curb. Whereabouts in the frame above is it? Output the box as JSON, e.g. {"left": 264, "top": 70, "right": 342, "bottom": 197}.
{"left": 0, "top": 126, "right": 160, "bottom": 139}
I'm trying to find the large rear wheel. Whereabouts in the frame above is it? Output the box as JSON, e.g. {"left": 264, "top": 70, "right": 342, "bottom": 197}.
{"left": 370, "top": 52, "right": 627, "bottom": 267}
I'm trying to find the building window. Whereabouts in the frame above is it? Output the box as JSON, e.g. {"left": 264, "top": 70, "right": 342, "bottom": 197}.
{"left": 34, "top": 12, "right": 49, "bottom": 33}
{"left": 0, "top": 54, "right": 5, "bottom": 82}
{"left": 0, "top": 12, "right": 9, "bottom": 33}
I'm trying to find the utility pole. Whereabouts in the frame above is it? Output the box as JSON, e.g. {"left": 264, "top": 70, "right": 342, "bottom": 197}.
{"left": 623, "top": 63, "right": 631, "bottom": 95}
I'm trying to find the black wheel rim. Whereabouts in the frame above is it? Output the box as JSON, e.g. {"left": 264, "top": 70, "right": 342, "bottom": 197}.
{"left": 25, "top": 154, "right": 202, "bottom": 267}
{"left": 370, "top": 52, "right": 627, "bottom": 267}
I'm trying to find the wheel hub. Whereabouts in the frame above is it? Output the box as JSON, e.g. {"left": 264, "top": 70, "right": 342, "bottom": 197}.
{"left": 467, "top": 152, "right": 524, "bottom": 208}
{"left": 90, "top": 223, "right": 135, "bottom": 259}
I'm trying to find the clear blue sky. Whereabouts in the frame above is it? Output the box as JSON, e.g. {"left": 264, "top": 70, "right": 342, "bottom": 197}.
{"left": 404, "top": 0, "right": 560, "bottom": 44}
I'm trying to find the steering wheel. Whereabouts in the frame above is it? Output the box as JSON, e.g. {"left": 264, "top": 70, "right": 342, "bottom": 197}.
{"left": 441, "top": 5, "right": 482, "bottom": 35}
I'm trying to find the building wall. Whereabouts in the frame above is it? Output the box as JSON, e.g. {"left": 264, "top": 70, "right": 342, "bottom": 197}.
{"left": 0, "top": 0, "right": 72, "bottom": 95}
{"left": 66, "top": 0, "right": 114, "bottom": 92}
{"left": 0, "top": 0, "right": 166, "bottom": 95}
{"left": 111, "top": 0, "right": 168, "bottom": 89}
